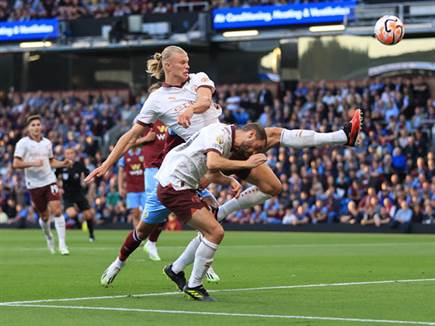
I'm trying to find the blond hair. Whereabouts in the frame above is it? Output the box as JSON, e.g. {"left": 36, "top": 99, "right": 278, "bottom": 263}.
{"left": 146, "top": 46, "right": 187, "bottom": 79}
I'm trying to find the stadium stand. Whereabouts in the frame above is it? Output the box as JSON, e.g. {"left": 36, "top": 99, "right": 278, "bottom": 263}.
{"left": 0, "top": 0, "right": 210, "bottom": 21}
{"left": 1, "top": 77, "right": 433, "bottom": 230}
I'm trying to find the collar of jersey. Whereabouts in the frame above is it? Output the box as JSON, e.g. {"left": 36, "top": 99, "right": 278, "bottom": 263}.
{"left": 162, "top": 77, "right": 190, "bottom": 88}
{"left": 230, "top": 125, "right": 236, "bottom": 151}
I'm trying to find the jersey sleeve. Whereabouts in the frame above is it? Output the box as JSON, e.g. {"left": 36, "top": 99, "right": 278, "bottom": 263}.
{"left": 117, "top": 156, "right": 125, "bottom": 169}
{"left": 134, "top": 95, "right": 159, "bottom": 126}
{"left": 13, "top": 139, "right": 26, "bottom": 159}
{"left": 47, "top": 140, "right": 54, "bottom": 159}
{"left": 191, "top": 72, "right": 215, "bottom": 93}
{"left": 202, "top": 125, "right": 227, "bottom": 155}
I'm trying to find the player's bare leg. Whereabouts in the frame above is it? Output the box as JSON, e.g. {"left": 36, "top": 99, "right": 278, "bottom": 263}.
{"left": 217, "top": 163, "right": 281, "bottom": 221}
{"left": 129, "top": 207, "right": 141, "bottom": 227}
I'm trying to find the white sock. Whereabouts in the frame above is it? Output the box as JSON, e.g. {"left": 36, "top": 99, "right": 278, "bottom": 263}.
{"left": 217, "top": 186, "right": 272, "bottom": 221}
{"left": 145, "top": 240, "right": 156, "bottom": 248}
{"left": 38, "top": 218, "right": 52, "bottom": 240}
{"left": 114, "top": 257, "right": 125, "bottom": 269}
{"left": 188, "top": 237, "right": 218, "bottom": 288}
{"left": 172, "top": 233, "right": 202, "bottom": 274}
{"left": 280, "top": 129, "right": 347, "bottom": 148}
{"left": 53, "top": 215, "right": 67, "bottom": 248}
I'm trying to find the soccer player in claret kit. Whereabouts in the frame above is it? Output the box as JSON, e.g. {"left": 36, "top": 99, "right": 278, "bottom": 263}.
{"left": 57, "top": 147, "right": 96, "bottom": 242}
{"left": 13, "top": 115, "right": 72, "bottom": 255}
{"left": 117, "top": 145, "right": 146, "bottom": 227}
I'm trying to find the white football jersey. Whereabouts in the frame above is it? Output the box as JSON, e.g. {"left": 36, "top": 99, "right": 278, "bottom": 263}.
{"left": 13, "top": 136, "right": 56, "bottom": 189}
{"left": 156, "top": 123, "right": 234, "bottom": 190}
{"left": 135, "top": 72, "right": 221, "bottom": 141}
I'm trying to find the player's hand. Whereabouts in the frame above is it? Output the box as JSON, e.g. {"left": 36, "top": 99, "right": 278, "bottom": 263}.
{"left": 245, "top": 153, "right": 267, "bottom": 169}
{"left": 32, "top": 160, "right": 43, "bottom": 167}
{"left": 119, "top": 188, "right": 126, "bottom": 198}
{"left": 229, "top": 177, "right": 242, "bottom": 198}
{"left": 63, "top": 159, "right": 73, "bottom": 168}
{"left": 85, "top": 164, "right": 109, "bottom": 184}
{"left": 177, "top": 107, "right": 194, "bottom": 128}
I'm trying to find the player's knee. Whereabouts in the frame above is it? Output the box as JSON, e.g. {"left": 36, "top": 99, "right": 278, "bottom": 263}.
{"left": 135, "top": 221, "right": 153, "bottom": 240}
{"left": 210, "top": 223, "right": 224, "bottom": 243}
{"left": 40, "top": 212, "right": 49, "bottom": 221}
{"left": 258, "top": 180, "right": 282, "bottom": 197}
{"left": 52, "top": 207, "right": 62, "bottom": 216}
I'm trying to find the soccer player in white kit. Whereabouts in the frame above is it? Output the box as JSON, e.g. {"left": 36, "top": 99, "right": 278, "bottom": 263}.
{"left": 156, "top": 122, "right": 267, "bottom": 300}
{"left": 13, "top": 115, "right": 73, "bottom": 255}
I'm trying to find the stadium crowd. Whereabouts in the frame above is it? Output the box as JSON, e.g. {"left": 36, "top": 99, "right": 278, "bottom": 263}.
{"left": 0, "top": 0, "right": 356, "bottom": 22}
{"left": 0, "top": 76, "right": 434, "bottom": 231}
{"left": 0, "top": 0, "right": 209, "bottom": 21}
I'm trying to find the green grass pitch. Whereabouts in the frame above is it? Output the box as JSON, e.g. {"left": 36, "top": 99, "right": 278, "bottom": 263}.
{"left": 1, "top": 229, "right": 435, "bottom": 326}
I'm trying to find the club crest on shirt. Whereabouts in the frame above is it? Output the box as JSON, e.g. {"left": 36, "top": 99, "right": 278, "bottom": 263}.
{"left": 216, "top": 135, "right": 224, "bottom": 145}
{"left": 157, "top": 125, "right": 167, "bottom": 133}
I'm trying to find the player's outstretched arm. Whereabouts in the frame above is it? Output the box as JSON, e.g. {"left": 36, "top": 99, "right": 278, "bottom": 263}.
{"left": 85, "top": 123, "right": 149, "bottom": 184}
{"left": 206, "top": 151, "right": 267, "bottom": 171}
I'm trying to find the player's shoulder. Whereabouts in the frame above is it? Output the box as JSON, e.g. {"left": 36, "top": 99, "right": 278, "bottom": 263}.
{"left": 189, "top": 72, "right": 211, "bottom": 82}
{"left": 15, "top": 136, "right": 34, "bottom": 148}
{"left": 15, "top": 136, "right": 28, "bottom": 145}
{"left": 41, "top": 137, "right": 53, "bottom": 146}
{"left": 204, "top": 122, "right": 230, "bottom": 136}
{"left": 143, "top": 89, "right": 162, "bottom": 105}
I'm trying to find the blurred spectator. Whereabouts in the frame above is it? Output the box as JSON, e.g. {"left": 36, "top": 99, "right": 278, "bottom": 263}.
{"left": 390, "top": 199, "right": 413, "bottom": 233}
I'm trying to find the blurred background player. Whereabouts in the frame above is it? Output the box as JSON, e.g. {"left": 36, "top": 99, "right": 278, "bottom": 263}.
{"left": 117, "top": 143, "right": 147, "bottom": 227}
{"left": 13, "top": 115, "right": 72, "bottom": 255}
{"left": 57, "top": 147, "right": 96, "bottom": 242}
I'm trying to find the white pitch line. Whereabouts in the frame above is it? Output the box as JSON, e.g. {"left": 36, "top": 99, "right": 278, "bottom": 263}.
{"left": 2, "top": 304, "right": 435, "bottom": 325}
{"left": 1, "top": 278, "right": 435, "bottom": 306}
